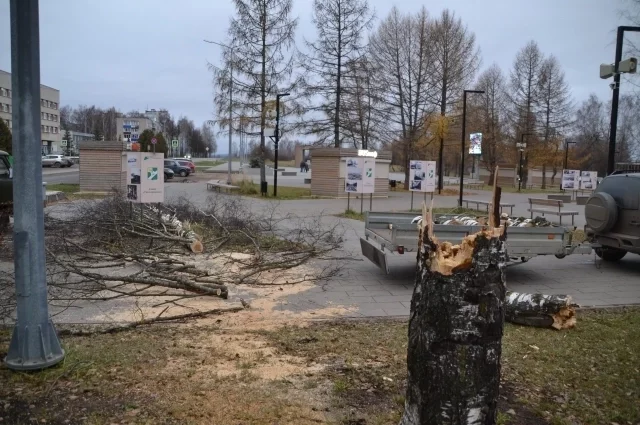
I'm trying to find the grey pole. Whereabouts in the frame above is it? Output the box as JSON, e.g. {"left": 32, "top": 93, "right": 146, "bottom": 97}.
{"left": 227, "top": 48, "right": 233, "bottom": 185}
{"left": 5, "top": 0, "right": 65, "bottom": 370}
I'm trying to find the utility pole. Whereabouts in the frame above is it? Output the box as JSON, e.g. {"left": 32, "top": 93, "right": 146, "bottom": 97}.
{"left": 516, "top": 133, "right": 533, "bottom": 192}
{"left": 458, "top": 90, "right": 484, "bottom": 208}
{"left": 601, "top": 26, "right": 640, "bottom": 175}
{"left": 205, "top": 39, "right": 235, "bottom": 184}
{"left": 5, "top": 0, "right": 65, "bottom": 370}
{"left": 273, "top": 93, "right": 290, "bottom": 197}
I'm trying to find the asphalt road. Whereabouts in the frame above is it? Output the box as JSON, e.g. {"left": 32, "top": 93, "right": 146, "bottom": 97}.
{"left": 42, "top": 167, "right": 79, "bottom": 184}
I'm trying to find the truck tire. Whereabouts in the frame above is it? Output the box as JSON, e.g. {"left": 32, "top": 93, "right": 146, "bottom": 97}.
{"left": 595, "top": 247, "right": 627, "bottom": 262}
{"left": 585, "top": 192, "right": 618, "bottom": 233}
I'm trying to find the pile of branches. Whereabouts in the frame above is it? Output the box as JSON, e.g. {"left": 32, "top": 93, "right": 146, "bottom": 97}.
{"left": 0, "top": 194, "right": 345, "bottom": 323}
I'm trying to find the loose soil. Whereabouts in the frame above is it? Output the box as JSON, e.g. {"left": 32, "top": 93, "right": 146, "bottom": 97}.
{"left": 1, "top": 308, "right": 639, "bottom": 425}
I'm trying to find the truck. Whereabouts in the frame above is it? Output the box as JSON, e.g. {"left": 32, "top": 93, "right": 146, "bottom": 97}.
{"left": 360, "top": 211, "right": 592, "bottom": 274}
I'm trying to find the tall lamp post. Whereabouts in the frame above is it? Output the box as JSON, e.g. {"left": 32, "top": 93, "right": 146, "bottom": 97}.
{"left": 563, "top": 140, "right": 576, "bottom": 170}
{"left": 458, "top": 89, "right": 484, "bottom": 208}
{"left": 516, "top": 133, "right": 533, "bottom": 192}
{"left": 600, "top": 26, "right": 640, "bottom": 175}
{"left": 205, "top": 39, "right": 235, "bottom": 184}
{"left": 271, "top": 93, "right": 289, "bottom": 197}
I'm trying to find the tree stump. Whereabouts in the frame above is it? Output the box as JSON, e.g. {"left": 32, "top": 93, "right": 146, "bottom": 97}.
{"left": 505, "top": 292, "right": 577, "bottom": 330}
{"left": 399, "top": 206, "right": 507, "bottom": 425}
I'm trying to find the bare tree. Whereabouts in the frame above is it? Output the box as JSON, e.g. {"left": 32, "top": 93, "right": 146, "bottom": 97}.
{"left": 298, "top": 0, "right": 374, "bottom": 147}
{"left": 473, "top": 64, "right": 508, "bottom": 185}
{"left": 213, "top": 0, "right": 298, "bottom": 186}
{"left": 509, "top": 40, "right": 544, "bottom": 187}
{"left": 572, "top": 94, "right": 609, "bottom": 174}
{"left": 429, "top": 9, "right": 481, "bottom": 191}
{"left": 368, "top": 7, "right": 438, "bottom": 186}
{"left": 536, "top": 55, "right": 572, "bottom": 187}
{"left": 201, "top": 122, "right": 217, "bottom": 156}
{"left": 340, "top": 56, "right": 380, "bottom": 149}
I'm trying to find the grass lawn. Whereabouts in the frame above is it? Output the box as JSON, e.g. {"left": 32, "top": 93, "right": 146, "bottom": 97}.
{"left": 337, "top": 207, "right": 481, "bottom": 222}
{"left": 194, "top": 160, "right": 225, "bottom": 168}
{"left": 236, "top": 180, "right": 312, "bottom": 200}
{"left": 46, "top": 183, "right": 106, "bottom": 200}
{"left": 1, "top": 308, "right": 638, "bottom": 424}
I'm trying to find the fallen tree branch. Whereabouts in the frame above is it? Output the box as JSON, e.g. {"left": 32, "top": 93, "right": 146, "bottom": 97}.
{"left": 505, "top": 291, "right": 577, "bottom": 330}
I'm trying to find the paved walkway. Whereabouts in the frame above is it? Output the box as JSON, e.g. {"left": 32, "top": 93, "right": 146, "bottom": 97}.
{"left": 163, "top": 182, "right": 640, "bottom": 317}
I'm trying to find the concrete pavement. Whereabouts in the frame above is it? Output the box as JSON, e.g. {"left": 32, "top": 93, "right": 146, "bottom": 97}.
{"left": 162, "top": 182, "right": 640, "bottom": 317}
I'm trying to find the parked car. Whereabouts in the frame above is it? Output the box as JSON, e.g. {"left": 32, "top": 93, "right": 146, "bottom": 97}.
{"left": 173, "top": 158, "right": 196, "bottom": 174}
{"left": 42, "top": 154, "right": 73, "bottom": 168}
{"left": 164, "top": 159, "right": 191, "bottom": 177}
{"left": 164, "top": 168, "right": 174, "bottom": 181}
{"left": 585, "top": 172, "right": 640, "bottom": 261}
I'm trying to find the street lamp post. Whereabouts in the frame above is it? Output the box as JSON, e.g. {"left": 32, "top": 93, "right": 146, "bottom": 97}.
{"left": 604, "top": 27, "right": 640, "bottom": 175}
{"left": 206, "top": 146, "right": 210, "bottom": 158}
{"left": 516, "top": 133, "right": 533, "bottom": 192}
{"left": 272, "top": 93, "right": 290, "bottom": 197}
{"left": 458, "top": 89, "right": 484, "bottom": 208}
{"left": 563, "top": 140, "right": 576, "bottom": 170}
{"left": 205, "top": 39, "right": 235, "bottom": 184}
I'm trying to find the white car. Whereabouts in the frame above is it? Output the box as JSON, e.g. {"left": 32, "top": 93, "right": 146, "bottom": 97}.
{"left": 42, "top": 155, "right": 73, "bottom": 168}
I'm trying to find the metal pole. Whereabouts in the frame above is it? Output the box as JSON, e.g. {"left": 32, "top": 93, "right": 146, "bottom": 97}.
{"left": 608, "top": 27, "right": 624, "bottom": 175}
{"left": 347, "top": 192, "right": 350, "bottom": 211}
{"left": 5, "top": 0, "right": 65, "bottom": 370}
{"left": 369, "top": 193, "right": 372, "bottom": 211}
{"left": 518, "top": 150, "right": 523, "bottom": 192}
{"left": 227, "top": 48, "right": 233, "bottom": 185}
{"left": 360, "top": 193, "right": 364, "bottom": 214}
{"left": 564, "top": 140, "right": 569, "bottom": 170}
{"left": 274, "top": 96, "right": 281, "bottom": 197}
{"left": 458, "top": 91, "right": 467, "bottom": 208}
{"left": 411, "top": 191, "right": 414, "bottom": 211}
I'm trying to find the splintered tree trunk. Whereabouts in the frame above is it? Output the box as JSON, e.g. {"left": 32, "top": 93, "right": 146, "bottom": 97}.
{"left": 400, "top": 203, "right": 507, "bottom": 425}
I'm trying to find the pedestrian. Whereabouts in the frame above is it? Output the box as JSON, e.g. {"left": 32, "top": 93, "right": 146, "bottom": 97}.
{"left": 305, "top": 159, "right": 310, "bottom": 173}
{"left": 300, "top": 161, "right": 305, "bottom": 173}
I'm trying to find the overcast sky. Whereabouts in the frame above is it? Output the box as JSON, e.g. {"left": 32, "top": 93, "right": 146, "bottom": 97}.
{"left": 0, "top": 0, "right": 636, "bottom": 152}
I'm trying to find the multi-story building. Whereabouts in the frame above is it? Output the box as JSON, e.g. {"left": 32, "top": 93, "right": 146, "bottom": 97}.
{"left": 0, "top": 69, "right": 61, "bottom": 154}
{"left": 116, "top": 116, "right": 154, "bottom": 146}
{"left": 58, "top": 130, "right": 95, "bottom": 155}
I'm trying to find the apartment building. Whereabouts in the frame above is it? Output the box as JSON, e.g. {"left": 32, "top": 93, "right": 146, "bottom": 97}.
{"left": 58, "top": 130, "right": 95, "bottom": 155}
{"left": 0, "top": 69, "right": 62, "bottom": 154}
{"left": 116, "top": 116, "right": 154, "bottom": 146}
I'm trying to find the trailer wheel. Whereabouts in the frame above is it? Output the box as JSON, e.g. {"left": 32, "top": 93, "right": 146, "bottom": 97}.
{"left": 555, "top": 253, "right": 566, "bottom": 259}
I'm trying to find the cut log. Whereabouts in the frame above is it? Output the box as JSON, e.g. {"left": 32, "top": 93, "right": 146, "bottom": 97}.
{"left": 399, "top": 196, "right": 507, "bottom": 424}
{"left": 505, "top": 292, "right": 577, "bottom": 330}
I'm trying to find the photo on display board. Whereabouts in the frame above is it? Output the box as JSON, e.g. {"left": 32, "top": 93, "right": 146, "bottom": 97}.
{"left": 345, "top": 181, "right": 358, "bottom": 192}
{"left": 581, "top": 171, "right": 590, "bottom": 177}
{"left": 564, "top": 182, "right": 575, "bottom": 189}
{"left": 563, "top": 175, "right": 575, "bottom": 182}
{"left": 410, "top": 180, "right": 422, "bottom": 190}
{"left": 130, "top": 168, "right": 141, "bottom": 184}
{"left": 582, "top": 182, "right": 593, "bottom": 189}
{"left": 410, "top": 162, "right": 421, "bottom": 170}
{"left": 127, "top": 184, "right": 138, "bottom": 201}
{"left": 563, "top": 169, "right": 576, "bottom": 177}
{"left": 347, "top": 159, "right": 359, "bottom": 168}
{"left": 348, "top": 171, "right": 362, "bottom": 180}
{"left": 413, "top": 170, "right": 426, "bottom": 181}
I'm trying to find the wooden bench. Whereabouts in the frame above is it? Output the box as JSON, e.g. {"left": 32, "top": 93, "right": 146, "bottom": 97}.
{"left": 548, "top": 194, "right": 572, "bottom": 203}
{"left": 461, "top": 199, "right": 515, "bottom": 216}
{"left": 528, "top": 198, "right": 578, "bottom": 225}
{"left": 206, "top": 179, "right": 239, "bottom": 192}
{"left": 282, "top": 171, "right": 297, "bottom": 176}
{"left": 463, "top": 182, "right": 484, "bottom": 190}
{"left": 304, "top": 178, "right": 311, "bottom": 184}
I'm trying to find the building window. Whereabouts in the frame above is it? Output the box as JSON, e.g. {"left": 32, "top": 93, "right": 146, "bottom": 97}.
{"left": 53, "top": 114, "right": 57, "bottom": 122}
{"left": 7, "top": 89, "right": 10, "bottom": 98}
{"left": 0, "top": 88, "right": 5, "bottom": 97}
{"left": 41, "top": 125, "right": 45, "bottom": 132}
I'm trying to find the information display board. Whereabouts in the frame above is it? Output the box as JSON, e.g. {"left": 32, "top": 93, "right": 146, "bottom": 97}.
{"left": 409, "top": 160, "right": 437, "bottom": 193}
{"left": 125, "top": 152, "right": 165, "bottom": 203}
{"left": 345, "top": 157, "right": 375, "bottom": 194}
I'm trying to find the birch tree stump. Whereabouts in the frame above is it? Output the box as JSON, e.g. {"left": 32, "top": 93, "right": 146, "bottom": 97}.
{"left": 505, "top": 292, "right": 577, "bottom": 330}
{"left": 399, "top": 209, "right": 507, "bottom": 425}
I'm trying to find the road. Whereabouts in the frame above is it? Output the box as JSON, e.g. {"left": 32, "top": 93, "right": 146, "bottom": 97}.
{"left": 42, "top": 167, "right": 79, "bottom": 184}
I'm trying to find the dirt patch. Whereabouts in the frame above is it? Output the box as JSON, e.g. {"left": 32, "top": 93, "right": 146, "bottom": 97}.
{"left": 1, "top": 309, "right": 639, "bottom": 424}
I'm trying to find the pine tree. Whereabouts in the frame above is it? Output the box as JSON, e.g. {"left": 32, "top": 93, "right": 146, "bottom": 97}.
{"left": 0, "top": 119, "right": 11, "bottom": 154}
